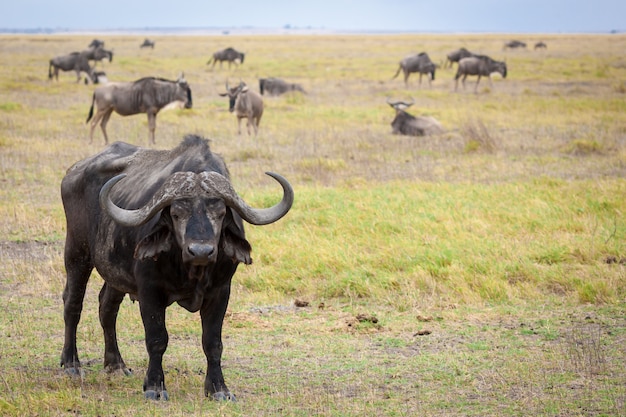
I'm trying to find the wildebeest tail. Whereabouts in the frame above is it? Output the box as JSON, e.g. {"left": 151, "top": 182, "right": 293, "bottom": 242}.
{"left": 259, "top": 79, "right": 265, "bottom": 95}
{"left": 391, "top": 64, "right": 402, "bottom": 80}
{"left": 240, "top": 53, "right": 245, "bottom": 64}
{"left": 431, "top": 67, "right": 436, "bottom": 81}
{"left": 48, "top": 60, "right": 53, "bottom": 80}
{"left": 86, "top": 93, "right": 95, "bottom": 123}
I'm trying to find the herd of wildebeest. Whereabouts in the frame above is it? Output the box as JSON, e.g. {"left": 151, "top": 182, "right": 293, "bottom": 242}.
{"left": 47, "top": 37, "right": 547, "bottom": 143}
{"left": 47, "top": 36, "right": 544, "bottom": 402}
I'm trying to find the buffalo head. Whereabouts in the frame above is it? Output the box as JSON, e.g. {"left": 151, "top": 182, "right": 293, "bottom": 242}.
{"left": 100, "top": 171, "right": 293, "bottom": 267}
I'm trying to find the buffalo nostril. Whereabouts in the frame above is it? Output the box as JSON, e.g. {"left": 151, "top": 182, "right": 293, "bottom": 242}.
{"left": 187, "top": 243, "right": 214, "bottom": 259}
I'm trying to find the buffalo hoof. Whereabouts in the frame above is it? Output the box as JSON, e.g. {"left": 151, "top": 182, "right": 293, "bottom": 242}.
{"left": 63, "top": 367, "right": 85, "bottom": 378}
{"left": 212, "top": 392, "right": 236, "bottom": 401}
{"left": 144, "top": 389, "right": 169, "bottom": 401}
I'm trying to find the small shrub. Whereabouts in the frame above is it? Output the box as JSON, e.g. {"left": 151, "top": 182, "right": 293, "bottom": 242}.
{"left": 461, "top": 118, "right": 497, "bottom": 153}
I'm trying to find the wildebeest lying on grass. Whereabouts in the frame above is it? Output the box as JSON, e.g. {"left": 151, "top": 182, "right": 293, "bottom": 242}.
{"left": 503, "top": 40, "right": 527, "bottom": 49}
{"left": 49, "top": 51, "right": 99, "bottom": 83}
{"left": 392, "top": 52, "right": 437, "bottom": 87}
{"left": 207, "top": 47, "right": 245, "bottom": 70}
{"left": 140, "top": 38, "right": 155, "bottom": 49}
{"left": 387, "top": 99, "right": 444, "bottom": 136}
{"left": 454, "top": 55, "right": 507, "bottom": 92}
{"left": 219, "top": 81, "right": 264, "bottom": 136}
{"left": 259, "top": 77, "right": 306, "bottom": 96}
{"left": 59, "top": 135, "right": 294, "bottom": 401}
{"left": 86, "top": 74, "right": 192, "bottom": 144}
{"left": 534, "top": 41, "right": 547, "bottom": 50}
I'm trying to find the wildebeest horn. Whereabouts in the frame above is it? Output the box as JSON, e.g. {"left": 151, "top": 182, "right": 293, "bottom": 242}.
{"left": 386, "top": 98, "right": 414, "bottom": 109}
{"left": 101, "top": 171, "right": 293, "bottom": 227}
{"left": 198, "top": 171, "right": 294, "bottom": 225}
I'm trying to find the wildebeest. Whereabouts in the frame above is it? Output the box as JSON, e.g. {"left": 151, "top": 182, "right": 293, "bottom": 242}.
{"left": 89, "top": 39, "right": 105, "bottom": 49}
{"left": 86, "top": 74, "right": 192, "bottom": 144}
{"left": 49, "top": 51, "right": 99, "bottom": 83}
{"left": 387, "top": 99, "right": 444, "bottom": 136}
{"left": 140, "top": 38, "right": 155, "bottom": 49}
{"left": 392, "top": 52, "right": 437, "bottom": 87}
{"left": 219, "top": 81, "right": 264, "bottom": 136}
{"left": 444, "top": 47, "right": 474, "bottom": 68}
{"left": 206, "top": 47, "right": 245, "bottom": 70}
{"left": 83, "top": 46, "right": 113, "bottom": 65}
{"left": 503, "top": 40, "right": 527, "bottom": 50}
{"left": 259, "top": 77, "right": 306, "bottom": 96}
{"left": 454, "top": 55, "right": 507, "bottom": 92}
{"left": 534, "top": 41, "right": 547, "bottom": 50}
{"left": 59, "top": 134, "right": 294, "bottom": 401}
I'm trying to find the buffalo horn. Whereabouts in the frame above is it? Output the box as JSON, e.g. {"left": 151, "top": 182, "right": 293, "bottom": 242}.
{"left": 100, "top": 172, "right": 199, "bottom": 227}
{"left": 198, "top": 171, "right": 294, "bottom": 225}
{"left": 100, "top": 171, "right": 293, "bottom": 227}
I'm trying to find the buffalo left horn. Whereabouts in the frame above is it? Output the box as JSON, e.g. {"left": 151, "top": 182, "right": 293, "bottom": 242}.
{"left": 100, "top": 172, "right": 199, "bottom": 227}
{"left": 198, "top": 171, "right": 294, "bottom": 225}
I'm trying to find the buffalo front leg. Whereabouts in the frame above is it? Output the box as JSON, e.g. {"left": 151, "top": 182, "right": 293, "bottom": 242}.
{"left": 99, "top": 283, "right": 131, "bottom": 375}
{"left": 60, "top": 237, "right": 93, "bottom": 375}
{"left": 139, "top": 294, "right": 169, "bottom": 400}
{"left": 201, "top": 280, "right": 235, "bottom": 401}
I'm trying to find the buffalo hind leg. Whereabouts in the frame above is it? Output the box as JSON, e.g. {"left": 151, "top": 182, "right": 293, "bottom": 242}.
{"left": 60, "top": 236, "right": 93, "bottom": 375}
{"left": 99, "top": 283, "right": 131, "bottom": 375}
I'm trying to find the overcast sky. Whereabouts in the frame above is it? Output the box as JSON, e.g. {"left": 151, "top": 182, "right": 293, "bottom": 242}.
{"left": 2, "top": 0, "right": 624, "bottom": 33}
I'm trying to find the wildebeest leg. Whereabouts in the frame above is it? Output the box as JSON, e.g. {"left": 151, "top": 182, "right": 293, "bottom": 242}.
{"left": 94, "top": 108, "right": 114, "bottom": 144}
{"left": 236, "top": 117, "right": 243, "bottom": 135}
{"left": 75, "top": 69, "right": 82, "bottom": 83}
{"left": 147, "top": 112, "right": 157, "bottom": 144}
{"left": 403, "top": 70, "right": 410, "bottom": 87}
{"left": 99, "top": 283, "right": 131, "bottom": 375}
{"left": 474, "top": 76, "right": 480, "bottom": 93}
{"left": 201, "top": 280, "right": 235, "bottom": 401}
{"left": 139, "top": 293, "right": 169, "bottom": 400}
{"left": 60, "top": 235, "right": 93, "bottom": 375}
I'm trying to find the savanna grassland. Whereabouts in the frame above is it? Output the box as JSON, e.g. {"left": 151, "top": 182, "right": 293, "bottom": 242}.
{"left": 0, "top": 32, "right": 625, "bottom": 416}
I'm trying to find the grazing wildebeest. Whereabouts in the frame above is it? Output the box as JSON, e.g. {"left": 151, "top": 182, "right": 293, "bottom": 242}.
{"left": 49, "top": 51, "right": 99, "bottom": 83}
{"left": 503, "top": 40, "right": 527, "bottom": 50}
{"left": 259, "top": 77, "right": 306, "bottom": 96}
{"left": 219, "top": 81, "right": 264, "bottom": 136}
{"left": 60, "top": 134, "right": 294, "bottom": 401}
{"left": 86, "top": 75, "right": 192, "bottom": 144}
{"left": 89, "top": 39, "right": 105, "bottom": 49}
{"left": 387, "top": 99, "right": 444, "bottom": 136}
{"left": 444, "top": 47, "right": 474, "bottom": 68}
{"left": 206, "top": 47, "right": 245, "bottom": 70}
{"left": 392, "top": 52, "right": 437, "bottom": 87}
{"left": 140, "top": 39, "right": 155, "bottom": 49}
{"left": 83, "top": 46, "right": 113, "bottom": 65}
{"left": 454, "top": 55, "right": 507, "bottom": 92}
{"left": 534, "top": 41, "right": 547, "bottom": 50}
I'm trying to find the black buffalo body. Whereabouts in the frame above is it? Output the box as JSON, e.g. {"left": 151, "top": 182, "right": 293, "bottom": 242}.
{"left": 60, "top": 135, "right": 293, "bottom": 401}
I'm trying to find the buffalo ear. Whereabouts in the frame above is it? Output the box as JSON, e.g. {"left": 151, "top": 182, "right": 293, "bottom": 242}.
{"left": 134, "top": 218, "right": 173, "bottom": 260}
{"left": 220, "top": 210, "right": 252, "bottom": 265}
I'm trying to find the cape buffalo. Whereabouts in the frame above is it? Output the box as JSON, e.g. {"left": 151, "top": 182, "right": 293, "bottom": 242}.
{"left": 455, "top": 55, "right": 507, "bottom": 92}
{"left": 219, "top": 81, "right": 263, "bottom": 136}
{"left": 60, "top": 134, "right": 294, "bottom": 401}
{"left": 207, "top": 47, "right": 245, "bottom": 70}
{"left": 444, "top": 47, "right": 474, "bottom": 68}
{"left": 259, "top": 77, "right": 306, "bottom": 96}
{"left": 392, "top": 52, "right": 437, "bottom": 87}
{"left": 49, "top": 51, "right": 99, "bottom": 83}
{"left": 86, "top": 74, "right": 192, "bottom": 144}
{"left": 387, "top": 99, "right": 444, "bottom": 136}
